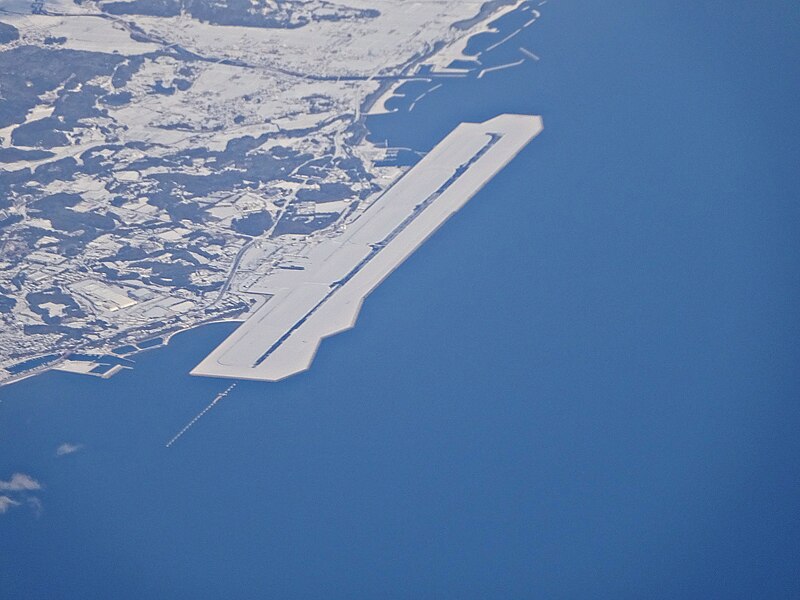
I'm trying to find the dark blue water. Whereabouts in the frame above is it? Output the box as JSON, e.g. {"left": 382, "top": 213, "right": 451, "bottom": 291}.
{"left": 2, "top": 3, "right": 800, "bottom": 598}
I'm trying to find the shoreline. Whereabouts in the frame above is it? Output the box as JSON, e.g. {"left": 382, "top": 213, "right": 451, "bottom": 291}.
{"left": 361, "top": 0, "right": 527, "bottom": 116}
{"left": 0, "top": 0, "right": 535, "bottom": 389}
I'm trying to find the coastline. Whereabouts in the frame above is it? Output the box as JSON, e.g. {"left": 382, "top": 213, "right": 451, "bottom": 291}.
{"left": 0, "top": 0, "right": 534, "bottom": 389}
{"left": 362, "top": 0, "right": 526, "bottom": 116}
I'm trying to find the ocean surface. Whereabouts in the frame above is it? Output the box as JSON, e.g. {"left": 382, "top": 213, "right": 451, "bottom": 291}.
{"left": 2, "top": 2, "right": 800, "bottom": 598}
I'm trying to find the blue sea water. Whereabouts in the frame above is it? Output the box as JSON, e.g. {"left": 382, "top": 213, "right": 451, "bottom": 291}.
{"left": 2, "top": 2, "right": 800, "bottom": 598}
